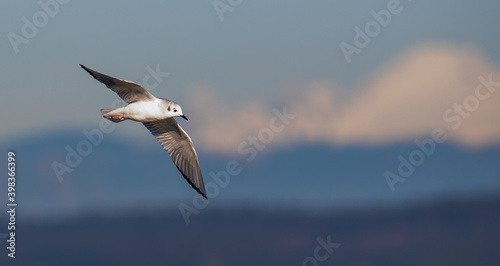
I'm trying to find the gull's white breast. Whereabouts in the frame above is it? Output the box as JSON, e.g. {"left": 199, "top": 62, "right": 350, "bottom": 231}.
{"left": 123, "top": 98, "right": 169, "bottom": 122}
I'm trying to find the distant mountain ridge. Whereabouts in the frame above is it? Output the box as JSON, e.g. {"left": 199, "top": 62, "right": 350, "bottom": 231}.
{"left": 1, "top": 129, "right": 499, "bottom": 221}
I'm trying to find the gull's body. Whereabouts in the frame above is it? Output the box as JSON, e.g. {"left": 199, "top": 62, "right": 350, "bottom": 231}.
{"left": 80, "top": 64, "right": 207, "bottom": 198}
{"left": 105, "top": 97, "right": 175, "bottom": 122}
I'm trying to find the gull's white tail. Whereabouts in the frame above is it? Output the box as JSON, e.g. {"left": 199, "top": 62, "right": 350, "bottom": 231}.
{"left": 101, "top": 109, "right": 125, "bottom": 123}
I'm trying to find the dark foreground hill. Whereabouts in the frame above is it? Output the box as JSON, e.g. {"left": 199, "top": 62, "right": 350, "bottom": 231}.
{"left": 1, "top": 195, "right": 500, "bottom": 266}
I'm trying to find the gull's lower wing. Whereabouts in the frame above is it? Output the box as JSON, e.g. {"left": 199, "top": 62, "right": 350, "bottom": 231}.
{"left": 143, "top": 118, "right": 207, "bottom": 198}
{"left": 80, "top": 64, "right": 155, "bottom": 103}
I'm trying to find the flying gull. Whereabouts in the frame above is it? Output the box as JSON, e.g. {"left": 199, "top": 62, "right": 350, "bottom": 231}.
{"left": 80, "top": 64, "right": 207, "bottom": 198}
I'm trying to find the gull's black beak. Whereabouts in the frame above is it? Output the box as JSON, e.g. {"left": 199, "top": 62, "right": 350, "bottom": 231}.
{"left": 180, "top": 115, "right": 188, "bottom": 121}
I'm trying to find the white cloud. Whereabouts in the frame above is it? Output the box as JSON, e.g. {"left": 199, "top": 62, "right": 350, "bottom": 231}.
{"left": 187, "top": 43, "right": 500, "bottom": 154}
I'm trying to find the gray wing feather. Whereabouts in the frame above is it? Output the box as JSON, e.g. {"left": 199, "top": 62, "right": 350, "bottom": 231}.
{"left": 143, "top": 118, "right": 207, "bottom": 198}
{"left": 80, "top": 64, "right": 155, "bottom": 103}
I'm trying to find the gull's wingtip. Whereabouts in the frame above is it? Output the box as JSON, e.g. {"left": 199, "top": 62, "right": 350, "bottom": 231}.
{"left": 197, "top": 188, "right": 207, "bottom": 199}
{"left": 80, "top": 64, "right": 96, "bottom": 78}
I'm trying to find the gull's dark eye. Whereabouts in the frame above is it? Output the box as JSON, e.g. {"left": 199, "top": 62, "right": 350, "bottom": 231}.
{"left": 174, "top": 109, "right": 177, "bottom": 112}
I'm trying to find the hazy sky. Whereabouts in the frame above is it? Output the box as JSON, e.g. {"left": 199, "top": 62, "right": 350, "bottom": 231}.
{"left": 2, "top": 0, "right": 500, "bottom": 151}
{"left": 2, "top": 1, "right": 500, "bottom": 224}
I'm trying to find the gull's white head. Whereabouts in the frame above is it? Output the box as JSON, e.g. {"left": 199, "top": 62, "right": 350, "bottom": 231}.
{"left": 165, "top": 100, "right": 188, "bottom": 121}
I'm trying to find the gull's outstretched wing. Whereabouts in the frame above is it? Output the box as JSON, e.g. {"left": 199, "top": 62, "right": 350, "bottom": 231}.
{"left": 143, "top": 118, "right": 207, "bottom": 198}
{"left": 80, "top": 64, "right": 155, "bottom": 103}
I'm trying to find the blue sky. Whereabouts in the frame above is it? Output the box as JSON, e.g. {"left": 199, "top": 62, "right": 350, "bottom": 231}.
{"left": 2, "top": 0, "right": 500, "bottom": 146}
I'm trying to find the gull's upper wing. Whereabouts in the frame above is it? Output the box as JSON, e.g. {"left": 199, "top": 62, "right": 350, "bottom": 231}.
{"left": 80, "top": 64, "right": 155, "bottom": 103}
{"left": 143, "top": 118, "right": 207, "bottom": 198}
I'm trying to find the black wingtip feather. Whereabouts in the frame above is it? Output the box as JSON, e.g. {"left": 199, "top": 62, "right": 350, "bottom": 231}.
{"left": 176, "top": 165, "right": 207, "bottom": 199}
{"left": 181, "top": 170, "right": 207, "bottom": 199}
{"left": 178, "top": 163, "right": 207, "bottom": 199}
{"left": 80, "top": 64, "right": 97, "bottom": 79}
{"left": 80, "top": 64, "right": 89, "bottom": 72}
